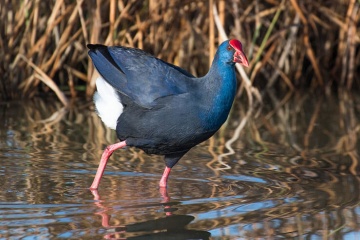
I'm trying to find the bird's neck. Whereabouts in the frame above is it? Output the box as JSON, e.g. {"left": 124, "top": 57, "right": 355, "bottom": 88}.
{"left": 200, "top": 58, "right": 237, "bottom": 131}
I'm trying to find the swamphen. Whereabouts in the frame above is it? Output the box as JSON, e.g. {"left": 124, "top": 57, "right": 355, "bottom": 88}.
{"left": 88, "top": 39, "right": 249, "bottom": 189}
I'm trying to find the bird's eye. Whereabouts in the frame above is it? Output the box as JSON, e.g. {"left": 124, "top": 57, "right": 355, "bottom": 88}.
{"left": 227, "top": 45, "right": 232, "bottom": 51}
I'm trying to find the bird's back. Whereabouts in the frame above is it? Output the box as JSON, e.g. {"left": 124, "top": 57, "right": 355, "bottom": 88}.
{"left": 88, "top": 44, "right": 194, "bottom": 109}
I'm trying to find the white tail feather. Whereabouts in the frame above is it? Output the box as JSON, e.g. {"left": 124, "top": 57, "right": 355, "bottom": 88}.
{"left": 93, "top": 77, "right": 123, "bottom": 129}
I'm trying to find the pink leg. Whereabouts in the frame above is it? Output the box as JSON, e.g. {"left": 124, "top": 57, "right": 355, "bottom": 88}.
{"left": 90, "top": 141, "right": 127, "bottom": 190}
{"left": 159, "top": 166, "right": 171, "bottom": 188}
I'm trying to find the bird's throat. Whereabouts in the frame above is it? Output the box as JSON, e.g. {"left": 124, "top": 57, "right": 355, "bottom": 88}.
{"left": 200, "top": 63, "right": 237, "bottom": 131}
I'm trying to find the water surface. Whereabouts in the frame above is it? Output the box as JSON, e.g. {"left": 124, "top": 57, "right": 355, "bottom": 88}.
{"left": 1, "top": 91, "right": 359, "bottom": 239}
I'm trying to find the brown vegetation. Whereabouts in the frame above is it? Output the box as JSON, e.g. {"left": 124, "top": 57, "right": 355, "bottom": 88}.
{"left": 0, "top": 0, "right": 359, "bottom": 104}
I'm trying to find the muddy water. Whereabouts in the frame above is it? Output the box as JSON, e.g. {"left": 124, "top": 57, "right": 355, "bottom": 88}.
{"left": 0, "top": 91, "right": 359, "bottom": 239}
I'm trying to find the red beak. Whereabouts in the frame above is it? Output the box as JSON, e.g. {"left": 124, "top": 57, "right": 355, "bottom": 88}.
{"left": 234, "top": 50, "right": 249, "bottom": 67}
{"left": 229, "top": 39, "right": 249, "bottom": 67}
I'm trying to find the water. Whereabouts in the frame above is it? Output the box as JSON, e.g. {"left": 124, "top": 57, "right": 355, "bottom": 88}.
{"left": 0, "top": 91, "right": 359, "bottom": 239}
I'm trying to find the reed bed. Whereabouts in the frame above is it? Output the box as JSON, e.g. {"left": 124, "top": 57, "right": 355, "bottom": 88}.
{"left": 0, "top": 0, "right": 359, "bottom": 104}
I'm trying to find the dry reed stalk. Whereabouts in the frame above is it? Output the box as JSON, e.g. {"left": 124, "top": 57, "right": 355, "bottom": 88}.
{"left": 267, "top": 60, "right": 294, "bottom": 91}
{"left": 209, "top": 0, "right": 215, "bottom": 67}
{"left": 218, "top": 0, "right": 225, "bottom": 44}
{"left": 342, "top": 0, "right": 359, "bottom": 89}
{"left": 18, "top": 54, "right": 68, "bottom": 106}
{"left": 104, "top": 0, "right": 116, "bottom": 45}
{"left": 267, "top": 15, "right": 300, "bottom": 88}
{"left": 290, "top": 0, "right": 324, "bottom": 87}
{"left": 76, "top": 0, "right": 88, "bottom": 43}
{"left": 86, "top": 0, "right": 102, "bottom": 96}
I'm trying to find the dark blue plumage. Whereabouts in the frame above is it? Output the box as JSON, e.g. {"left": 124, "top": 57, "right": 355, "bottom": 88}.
{"left": 88, "top": 45, "right": 193, "bottom": 108}
{"left": 88, "top": 39, "right": 249, "bottom": 189}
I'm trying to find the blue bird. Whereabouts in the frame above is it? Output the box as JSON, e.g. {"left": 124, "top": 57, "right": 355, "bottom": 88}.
{"left": 87, "top": 39, "right": 249, "bottom": 189}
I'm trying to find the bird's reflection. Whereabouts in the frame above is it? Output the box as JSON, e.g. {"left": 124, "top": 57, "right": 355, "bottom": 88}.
{"left": 91, "top": 188, "right": 210, "bottom": 240}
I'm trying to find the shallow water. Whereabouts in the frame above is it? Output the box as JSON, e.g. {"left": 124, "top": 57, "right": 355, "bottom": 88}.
{"left": 1, "top": 91, "right": 360, "bottom": 239}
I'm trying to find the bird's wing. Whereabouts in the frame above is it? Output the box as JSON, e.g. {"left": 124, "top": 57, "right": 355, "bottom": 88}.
{"left": 88, "top": 44, "right": 195, "bottom": 108}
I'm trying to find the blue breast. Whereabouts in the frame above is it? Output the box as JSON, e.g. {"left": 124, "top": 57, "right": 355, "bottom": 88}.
{"left": 198, "top": 60, "right": 237, "bottom": 132}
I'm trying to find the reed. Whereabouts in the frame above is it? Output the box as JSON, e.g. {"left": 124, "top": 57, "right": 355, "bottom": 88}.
{"left": 0, "top": 0, "right": 359, "bottom": 103}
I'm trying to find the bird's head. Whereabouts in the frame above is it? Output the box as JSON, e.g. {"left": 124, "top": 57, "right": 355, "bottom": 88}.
{"left": 218, "top": 39, "right": 249, "bottom": 67}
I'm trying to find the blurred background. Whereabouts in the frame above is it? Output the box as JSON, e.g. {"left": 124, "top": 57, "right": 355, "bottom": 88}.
{"left": 1, "top": 1, "right": 360, "bottom": 239}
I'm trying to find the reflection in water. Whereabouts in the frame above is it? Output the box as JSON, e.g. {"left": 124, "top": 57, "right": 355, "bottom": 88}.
{"left": 91, "top": 188, "right": 210, "bottom": 239}
{"left": 0, "top": 91, "right": 360, "bottom": 239}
